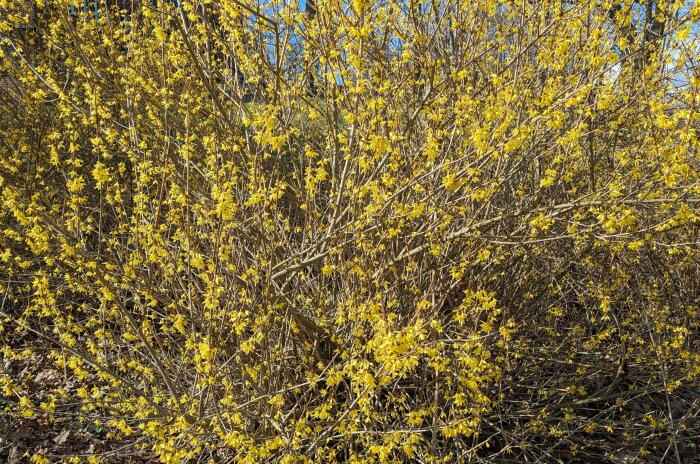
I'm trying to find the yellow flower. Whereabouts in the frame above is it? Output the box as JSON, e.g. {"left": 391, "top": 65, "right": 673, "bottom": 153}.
{"left": 92, "top": 162, "right": 110, "bottom": 189}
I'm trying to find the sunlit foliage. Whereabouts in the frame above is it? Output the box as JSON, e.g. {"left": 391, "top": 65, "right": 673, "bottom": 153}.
{"left": 1, "top": 0, "right": 700, "bottom": 462}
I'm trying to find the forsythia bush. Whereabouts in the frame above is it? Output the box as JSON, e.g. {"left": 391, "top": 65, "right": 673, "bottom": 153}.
{"left": 1, "top": 0, "right": 700, "bottom": 462}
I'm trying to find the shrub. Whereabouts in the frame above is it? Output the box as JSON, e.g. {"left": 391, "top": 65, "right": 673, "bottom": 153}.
{"left": 1, "top": 1, "right": 699, "bottom": 462}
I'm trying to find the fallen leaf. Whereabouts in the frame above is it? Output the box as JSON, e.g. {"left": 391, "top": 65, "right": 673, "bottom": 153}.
{"left": 54, "top": 428, "right": 70, "bottom": 445}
